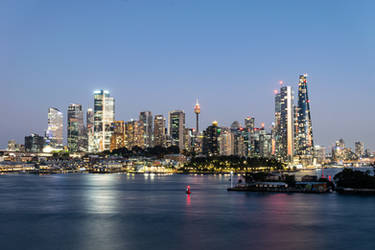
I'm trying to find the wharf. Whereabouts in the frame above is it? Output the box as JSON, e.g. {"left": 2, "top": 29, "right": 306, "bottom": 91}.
{"left": 228, "top": 181, "right": 332, "bottom": 193}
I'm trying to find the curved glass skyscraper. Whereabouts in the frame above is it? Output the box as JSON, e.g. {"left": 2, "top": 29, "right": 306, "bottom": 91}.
{"left": 296, "top": 74, "right": 314, "bottom": 158}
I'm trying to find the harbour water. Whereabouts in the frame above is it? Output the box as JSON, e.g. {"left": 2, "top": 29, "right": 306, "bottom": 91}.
{"left": 0, "top": 173, "right": 375, "bottom": 250}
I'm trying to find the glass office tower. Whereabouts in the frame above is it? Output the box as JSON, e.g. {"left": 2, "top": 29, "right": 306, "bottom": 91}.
{"left": 93, "top": 90, "right": 115, "bottom": 152}
{"left": 295, "top": 74, "right": 314, "bottom": 158}
{"left": 46, "top": 107, "right": 63, "bottom": 148}
{"left": 67, "top": 104, "right": 85, "bottom": 152}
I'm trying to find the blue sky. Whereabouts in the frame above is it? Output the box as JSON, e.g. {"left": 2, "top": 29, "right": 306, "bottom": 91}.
{"left": 0, "top": 0, "right": 374, "bottom": 150}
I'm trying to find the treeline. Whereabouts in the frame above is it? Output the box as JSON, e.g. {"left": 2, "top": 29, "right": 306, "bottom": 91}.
{"left": 101, "top": 145, "right": 180, "bottom": 158}
{"left": 334, "top": 168, "right": 375, "bottom": 189}
{"left": 182, "top": 155, "right": 285, "bottom": 173}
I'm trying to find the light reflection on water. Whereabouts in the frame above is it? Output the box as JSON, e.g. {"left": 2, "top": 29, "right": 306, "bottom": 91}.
{"left": 83, "top": 174, "right": 120, "bottom": 214}
{"left": 0, "top": 173, "right": 374, "bottom": 250}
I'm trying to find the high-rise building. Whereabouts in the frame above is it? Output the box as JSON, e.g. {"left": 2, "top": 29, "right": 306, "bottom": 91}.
{"left": 67, "top": 104, "right": 85, "bottom": 152}
{"left": 202, "top": 121, "right": 221, "bottom": 156}
{"left": 46, "top": 107, "right": 63, "bottom": 149}
{"left": 218, "top": 127, "right": 234, "bottom": 156}
{"left": 124, "top": 120, "right": 144, "bottom": 149}
{"left": 184, "top": 128, "right": 195, "bottom": 152}
{"left": 314, "top": 145, "right": 326, "bottom": 164}
{"left": 278, "top": 85, "right": 294, "bottom": 160}
{"left": 168, "top": 110, "right": 185, "bottom": 151}
{"left": 110, "top": 121, "right": 126, "bottom": 151}
{"left": 25, "top": 133, "right": 45, "bottom": 152}
{"left": 273, "top": 90, "right": 281, "bottom": 157}
{"left": 259, "top": 132, "right": 272, "bottom": 158}
{"left": 293, "top": 105, "right": 299, "bottom": 155}
{"left": 355, "top": 141, "right": 364, "bottom": 158}
{"left": 337, "top": 138, "right": 345, "bottom": 149}
{"left": 332, "top": 139, "right": 356, "bottom": 161}
{"left": 87, "top": 108, "right": 94, "bottom": 130}
{"left": 93, "top": 90, "right": 115, "bottom": 152}
{"left": 295, "top": 74, "right": 314, "bottom": 158}
{"left": 86, "top": 108, "right": 94, "bottom": 152}
{"left": 249, "top": 126, "right": 266, "bottom": 157}
{"left": 153, "top": 115, "right": 166, "bottom": 147}
{"left": 139, "top": 111, "right": 153, "bottom": 148}
{"left": 230, "top": 121, "right": 245, "bottom": 156}
{"left": 244, "top": 117, "right": 255, "bottom": 157}
{"left": 244, "top": 117, "right": 255, "bottom": 133}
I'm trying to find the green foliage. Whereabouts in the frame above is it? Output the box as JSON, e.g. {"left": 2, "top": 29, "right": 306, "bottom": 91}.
{"left": 243, "top": 172, "right": 270, "bottom": 182}
{"left": 101, "top": 146, "right": 180, "bottom": 158}
{"left": 52, "top": 151, "right": 70, "bottom": 160}
{"left": 182, "top": 155, "right": 285, "bottom": 173}
{"left": 334, "top": 168, "right": 375, "bottom": 189}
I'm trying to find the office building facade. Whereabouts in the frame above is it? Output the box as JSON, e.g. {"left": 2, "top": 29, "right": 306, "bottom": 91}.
{"left": 67, "top": 104, "right": 85, "bottom": 152}
{"left": 93, "top": 90, "right": 115, "bottom": 152}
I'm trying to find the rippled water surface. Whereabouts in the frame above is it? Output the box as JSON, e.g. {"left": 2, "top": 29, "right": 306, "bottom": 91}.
{"left": 0, "top": 174, "right": 374, "bottom": 250}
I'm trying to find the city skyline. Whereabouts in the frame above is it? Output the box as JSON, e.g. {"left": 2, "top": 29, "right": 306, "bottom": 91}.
{"left": 1, "top": 1, "right": 374, "bottom": 149}
{"left": 1, "top": 2, "right": 375, "bottom": 250}
{"left": 1, "top": 79, "right": 373, "bottom": 152}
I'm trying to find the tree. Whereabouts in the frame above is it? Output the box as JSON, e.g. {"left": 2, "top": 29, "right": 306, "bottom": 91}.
{"left": 334, "top": 168, "right": 375, "bottom": 189}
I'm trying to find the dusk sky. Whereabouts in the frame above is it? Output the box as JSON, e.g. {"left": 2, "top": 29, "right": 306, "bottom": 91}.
{"left": 0, "top": 0, "right": 374, "bottom": 150}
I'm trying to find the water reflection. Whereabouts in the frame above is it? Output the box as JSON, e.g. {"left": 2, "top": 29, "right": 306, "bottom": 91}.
{"left": 186, "top": 194, "right": 191, "bottom": 206}
{"left": 83, "top": 175, "right": 120, "bottom": 214}
{"left": 1, "top": 174, "right": 375, "bottom": 250}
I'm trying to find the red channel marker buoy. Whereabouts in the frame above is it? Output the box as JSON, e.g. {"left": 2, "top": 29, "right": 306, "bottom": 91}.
{"left": 186, "top": 185, "right": 191, "bottom": 194}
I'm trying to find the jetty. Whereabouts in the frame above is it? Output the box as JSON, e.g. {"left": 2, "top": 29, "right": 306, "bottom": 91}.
{"left": 228, "top": 181, "right": 332, "bottom": 193}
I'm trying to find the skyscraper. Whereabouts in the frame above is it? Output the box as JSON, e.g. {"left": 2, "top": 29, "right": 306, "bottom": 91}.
{"left": 218, "top": 127, "right": 234, "bottom": 156}
{"left": 202, "top": 121, "right": 221, "bottom": 156}
{"left": 67, "top": 104, "right": 85, "bottom": 152}
{"left": 124, "top": 120, "right": 144, "bottom": 149}
{"left": 153, "top": 115, "right": 166, "bottom": 147}
{"left": 93, "top": 90, "right": 115, "bottom": 152}
{"left": 230, "top": 121, "right": 244, "bottom": 156}
{"left": 295, "top": 74, "right": 314, "bottom": 159}
{"left": 46, "top": 107, "right": 63, "bottom": 148}
{"left": 244, "top": 117, "right": 255, "bottom": 133}
{"left": 139, "top": 111, "right": 153, "bottom": 148}
{"left": 87, "top": 108, "right": 94, "bottom": 130}
{"left": 278, "top": 85, "right": 294, "bottom": 160}
{"left": 355, "top": 141, "right": 364, "bottom": 158}
{"left": 244, "top": 116, "right": 255, "bottom": 156}
{"left": 86, "top": 108, "right": 95, "bottom": 152}
{"left": 184, "top": 128, "right": 195, "bottom": 152}
{"left": 259, "top": 132, "right": 272, "bottom": 158}
{"left": 314, "top": 145, "right": 326, "bottom": 164}
{"left": 168, "top": 110, "right": 185, "bottom": 151}
{"left": 273, "top": 90, "right": 281, "bottom": 157}
{"left": 110, "top": 120, "right": 126, "bottom": 151}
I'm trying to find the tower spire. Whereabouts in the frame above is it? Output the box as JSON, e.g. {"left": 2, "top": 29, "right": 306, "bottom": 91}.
{"left": 194, "top": 98, "right": 200, "bottom": 136}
